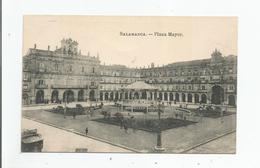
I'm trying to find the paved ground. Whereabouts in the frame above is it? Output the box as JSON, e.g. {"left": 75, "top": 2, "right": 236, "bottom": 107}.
{"left": 186, "top": 132, "right": 236, "bottom": 154}
{"left": 22, "top": 104, "right": 236, "bottom": 153}
{"left": 22, "top": 118, "right": 132, "bottom": 153}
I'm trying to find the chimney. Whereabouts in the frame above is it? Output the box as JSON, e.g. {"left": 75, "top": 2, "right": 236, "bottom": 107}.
{"left": 34, "top": 44, "right": 36, "bottom": 49}
{"left": 48, "top": 45, "right": 50, "bottom": 51}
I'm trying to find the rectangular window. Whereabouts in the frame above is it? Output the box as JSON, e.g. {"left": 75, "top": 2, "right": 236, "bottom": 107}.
{"left": 23, "top": 84, "right": 28, "bottom": 90}
{"left": 23, "top": 73, "right": 28, "bottom": 80}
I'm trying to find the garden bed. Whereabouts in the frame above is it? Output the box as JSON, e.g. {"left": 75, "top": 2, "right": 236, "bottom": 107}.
{"left": 92, "top": 117, "right": 196, "bottom": 132}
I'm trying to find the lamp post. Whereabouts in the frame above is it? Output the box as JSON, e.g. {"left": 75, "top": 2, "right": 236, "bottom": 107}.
{"left": 64, "top": 92, "right": 67, "bottom": 118}
{"left": 154, "top": 98, "right": 165, "bottom": 152}
{"left": 64, "top": 74, "right": 69, "bottom": 119}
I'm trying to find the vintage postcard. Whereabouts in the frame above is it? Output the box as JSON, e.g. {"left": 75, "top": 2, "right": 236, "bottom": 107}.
{"left": 21, "top": 16, "right": 237, "bottom": 153}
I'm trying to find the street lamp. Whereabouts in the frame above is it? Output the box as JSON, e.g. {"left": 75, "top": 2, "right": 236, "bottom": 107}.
{"left": 154, "top": 98, "right": 165, "bottom": 152}
{"left": 64, "top": 91, "right": 67, "bottom": 118}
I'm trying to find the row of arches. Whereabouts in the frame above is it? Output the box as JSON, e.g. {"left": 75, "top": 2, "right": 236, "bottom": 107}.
{"left": 99, "top": 91, "right": 236, "bottom": 106}
{"left": 35, "top": 89, "right": 96, "bottom": 104}
{"left": 32, "top": 85, "right": 235, "bottom": 106}
{"left": 99, "top": 91, "right": 208, "bottom": 103}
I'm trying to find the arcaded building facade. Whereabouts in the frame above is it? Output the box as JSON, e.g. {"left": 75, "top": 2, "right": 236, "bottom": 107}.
{"left": 22, "top": 39, "right": 237, "bottom": 106}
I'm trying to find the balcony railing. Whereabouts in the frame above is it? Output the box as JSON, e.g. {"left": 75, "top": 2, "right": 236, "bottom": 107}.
{"left": 35, "top": 84, "right": 48, "bottom": 89}
{"left": 89, "top": 85, "right": 98, "bottom": 89}
{"left": 51, "top": 84, "right": 87, "bottom": 89}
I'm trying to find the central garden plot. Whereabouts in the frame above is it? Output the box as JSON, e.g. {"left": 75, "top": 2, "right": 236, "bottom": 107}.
{"left": 92, "top": 116, "right": 197, "bottom": 132}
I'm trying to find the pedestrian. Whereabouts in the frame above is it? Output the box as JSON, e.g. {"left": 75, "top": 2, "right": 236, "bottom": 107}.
{"left": 120, "top": 118, "right": 123, "bottom": 129}
{"left": 73, "top": 111, "right": 76, "bottom": 119}
{"left": 123, "top": 121, "right": 128, "bottom": 133}
{"left": 85, "top": 127, "right": 88, "bottom": 136}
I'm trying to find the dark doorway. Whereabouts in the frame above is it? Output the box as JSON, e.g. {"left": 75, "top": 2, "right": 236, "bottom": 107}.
{"left": 63, "top": 90, "right": 74, "bottom": 102}
{"left": 134, "top": 92, "right": 139, "bottom": 99}
{"left": 100, "top": 92, "right": 103, "bottom": 101}
{"left": 228, "top": 95, "right": 236, "bottom": 106}
{"left": 36, "top": 90, "right": 44, "bottom": 104}
{"left": 110, "top": 92, "right": 114, "bottom": 100}
{"left": 188, "top": 93, "right": 192, "bottom": 103}
{"left": 125, "top": 92, "right": 128, "bottom": 100}
{"left": 159, "top": 92, "right": 163, "bottom": 100}
{"left": 164, "top": 93, "right": 168, "bottom": 101}
{"left": 182, "top": 93, "right": 186, "bottom": 102}
{"left": 89, "top": 90, "right": 95, "bottom": 101}
{"left": 194, "top": 94, "right": 199, "bottom": 103}
{"left": 201, "top": 94, "right": 207, "bottom": 103}
{"left": 105, "top": 92, "right": 109, "bottom": 100}
{"left": 115, "top": 92, "right": 119, "bottom": 100}
{"left": 23, "top": 94, "right": 29, "bottom": 105}
{"left": 141, "top": 91, "right": 147, "bottom": 99}
{"left": 51, "top": 90, "right": 59, "bottom": 103}
{"left": 211, "top": 85, "right": 224, "bottom": 105}
{"left": 78, "top": 90, "right": 84, "bottom": 101}
{"left": 169, "top": 93, "right": 174, "bottom": 101}
{"left": 175, "top": 93, "right": 179, "bottom": 102}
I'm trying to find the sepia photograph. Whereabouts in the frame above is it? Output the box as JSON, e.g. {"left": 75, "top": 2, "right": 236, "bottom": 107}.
{"left": 21, "top": 16, "right": 237, "bottom": 153}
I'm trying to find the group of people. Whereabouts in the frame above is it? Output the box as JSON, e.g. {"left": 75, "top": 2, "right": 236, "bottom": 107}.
{"left": 119, "top": 116, "right": 137, "bottom": 133}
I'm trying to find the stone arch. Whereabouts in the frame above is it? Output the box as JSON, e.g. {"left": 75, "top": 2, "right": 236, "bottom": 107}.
{"left": 134, "top": 92, "right": 139, "bottom": 99}
{"left": 188, "top": 93, "right": 192, "bottom": 103}
{"left": 36, "top": 90, "right": 44, "bottom": 104}
{"left": 182, "top": 93, "right": 186, "bottom": 102}
{"left": 164, "top": 92, "right": 168, "bottom": 101}
{"left": 154, "top": 92, "right": 157, "bottom": 100}
{"left": 150, "top": 92, "right": 153, "bottom": 100}
{"left": 175, "top": 93, "right": 179, "bottom": 102}
{"left": 100, "top": 92, "right": 103, "bottom": 101}
{"left": 211, "top": 85, "right": 224, "bottom": 105}
{"left": 159, "top": 92, "right": 163, "bottom": 100}
{"left": 105, "top": 92, "right": 109, "bottom": 100}
{"left": 115, "top": 92, "right": 119, "bottom": 100}
{"left": 169, "top": 92, "right": 174, "bottom": 101}
{"left": 125, "top": 92, "right": 128, "bottom": 100}
{"left": 129, "top": 92, "right": 133, "bottom": 99}
{"left": 22, "top": 93, "right": 29, "bottom": 105}
{"left": 110, "top": 92, "right": 114, "bottom": 100}
{"left": 51, "top": 90, "right": 59, "bottom": 103}
{"left": 63, "top": 90, "right": 74, "bottom": 102}
{"left": 194, "top": 94, "right": 200, "bottom": 103}
{"left": 201, "top": 94, "right": 207, "bottom": 104}
{"left": 141, "top": 91, "right": 147, "bottom": 99}
{"left": 228, "top": 95, "right": 236, "bottom": 106}
{"left": 78, "top": 89, "right": 84, "bottom": 101}
{"left": 89, "top": 90, "right": 95, "bottom": 101}
{"left": 120, "top": 92, "right": 123, "bottom": 100}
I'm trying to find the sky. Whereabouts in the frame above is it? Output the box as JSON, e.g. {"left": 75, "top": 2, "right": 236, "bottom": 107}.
{"left": 23, "top": 16, "right": 237, "bottom": 67}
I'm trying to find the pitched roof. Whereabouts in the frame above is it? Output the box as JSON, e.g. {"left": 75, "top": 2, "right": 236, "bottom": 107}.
{"left": 124, "top": 81, "right": 158, "bottom": 90}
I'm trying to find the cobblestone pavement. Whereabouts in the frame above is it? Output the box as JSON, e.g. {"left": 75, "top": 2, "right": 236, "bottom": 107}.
{"left": 186, "top": 132, "right": 236, "bottom": 154}
{"left": 22, "top": 107, "right": 236, "bottom": 153}
{"left": 22, "top": 118, "right": 132, "bottom": 152}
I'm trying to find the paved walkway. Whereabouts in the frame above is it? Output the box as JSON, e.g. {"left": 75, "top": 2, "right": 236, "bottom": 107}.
{"left": 23, "top": 107, "right": 236, "bottom": 153}
{"left": 22, "top": 118, "right": 132, "bottom": 153}
{"left": 186, "top": 132, "right": 236, "bottom": 154}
